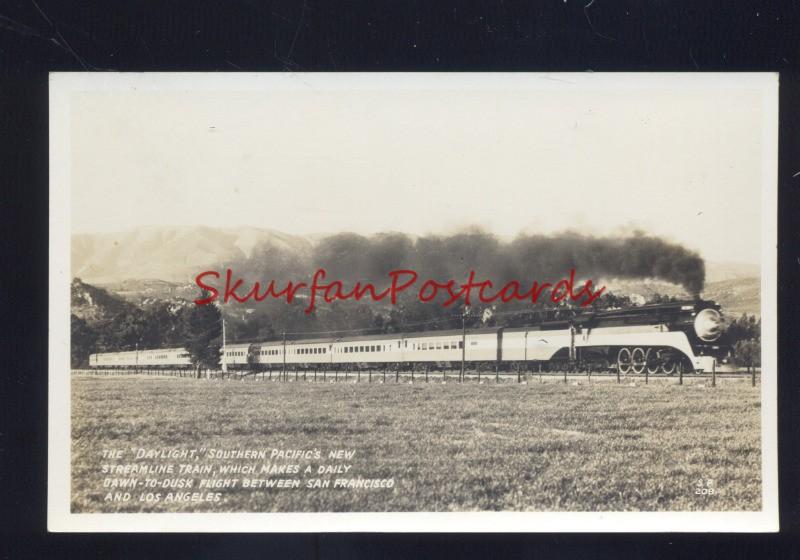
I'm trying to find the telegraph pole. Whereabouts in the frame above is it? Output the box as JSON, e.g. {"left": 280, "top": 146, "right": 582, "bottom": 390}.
{"left": 461, "top": 306, "right": 468, "bottom": 382}
{"left": 282, "top": 331, "right": 287, "bottom": 381}
{"left": 523, "top": 330, "right": 528, "bottom": 381}
{"left": 221, "top": 317, "right": 227, "bottom": 375}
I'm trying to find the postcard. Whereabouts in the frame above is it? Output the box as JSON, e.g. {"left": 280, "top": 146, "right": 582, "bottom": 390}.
{"left": 49, "top": 73, "right": 778, "bottom": 531}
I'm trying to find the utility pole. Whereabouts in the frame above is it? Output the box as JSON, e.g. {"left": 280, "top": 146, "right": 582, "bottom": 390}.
{"left": 461, "top": 306, "right": 468, "bottom": 382}
{"left": 221, "top": 317, "right": 227, "bottom": 375}
{"left": 523, "top": 330, "right": 528, "bottom": 381}
{"left": 282, "top": 331, "right": 287, "bottom": 381}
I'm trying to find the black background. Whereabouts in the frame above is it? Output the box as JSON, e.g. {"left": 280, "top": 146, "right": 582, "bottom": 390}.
{"left": 2, "top": 0, "right": 800, "bottom": 558}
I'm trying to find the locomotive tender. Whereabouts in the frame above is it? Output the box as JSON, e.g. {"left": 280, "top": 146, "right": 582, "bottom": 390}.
{"left": 88, "top": 299, "right": 725, "bottom": 375}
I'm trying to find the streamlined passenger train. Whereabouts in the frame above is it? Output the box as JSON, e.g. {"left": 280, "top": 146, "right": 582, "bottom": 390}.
{"left": 89, "top": 299, "right": 725, "bottom": 374}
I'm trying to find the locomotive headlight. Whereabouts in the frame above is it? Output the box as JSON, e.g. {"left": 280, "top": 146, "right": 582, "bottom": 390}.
{"left": 694, "top": 308, "right": 722, "bottom": 342}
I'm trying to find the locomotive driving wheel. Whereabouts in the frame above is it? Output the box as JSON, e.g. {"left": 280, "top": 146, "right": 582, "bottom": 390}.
{"left": 645, "top": 348, "right": 661, "bottom": 375}
{"left": 617, "top": 347, "right": 632, "bottom": 375}
{"left": 661, "top": 357, "right": 677, "bottom": 375}
{"left": 631, "top": 347, "right": 647, "bottom": 375}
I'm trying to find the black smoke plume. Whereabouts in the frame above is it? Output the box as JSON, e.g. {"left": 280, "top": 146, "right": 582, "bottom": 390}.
{"left": 231, "top": 229, "right": 705, "bottom": 297}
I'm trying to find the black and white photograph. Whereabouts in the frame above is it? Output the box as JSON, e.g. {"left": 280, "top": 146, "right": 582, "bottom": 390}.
{"left": 48, "top": 73, "right": 778, "bottom": 532}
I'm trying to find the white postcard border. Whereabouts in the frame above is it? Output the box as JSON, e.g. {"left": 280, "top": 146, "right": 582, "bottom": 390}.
{"left": 48, "top": 72, "right": 779, "bottom": 533}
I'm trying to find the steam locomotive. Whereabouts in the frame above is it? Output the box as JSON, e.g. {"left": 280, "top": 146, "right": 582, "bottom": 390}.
{"left": 89, "top": 299, "right": 725, "bottom": 374}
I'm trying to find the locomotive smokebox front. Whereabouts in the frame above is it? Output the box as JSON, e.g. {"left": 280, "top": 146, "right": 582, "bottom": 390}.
{"left": 694, "top": 307, "right": 722, "bottom": 342}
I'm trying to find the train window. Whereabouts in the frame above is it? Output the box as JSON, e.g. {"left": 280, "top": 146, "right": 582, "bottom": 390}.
{"left": 459, "top": 341, "right": 464, "bottom": 349}
{"left": 436, "top": 342, "right": 442, "bottom": 350}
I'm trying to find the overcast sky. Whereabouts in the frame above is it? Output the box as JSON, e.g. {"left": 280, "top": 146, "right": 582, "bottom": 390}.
{"left": 69, "top": 74, "right": 774, "bottom": 264}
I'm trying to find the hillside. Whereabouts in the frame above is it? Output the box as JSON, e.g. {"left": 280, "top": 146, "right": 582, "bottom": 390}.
{"left": 71, "top": 277, "right": 137, "bottom": 323}
{"left": 72, "top": 225, "right": 312, "bottom": 284}
{"left": 73, "top": 226, "right": 762, "bottom": 317}
{"left": 702, "top": 277, "right": 761, "bottom": 317}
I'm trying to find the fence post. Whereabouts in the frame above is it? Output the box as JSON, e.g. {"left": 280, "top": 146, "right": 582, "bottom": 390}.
{"left": 425, "top": 365, "right": 429, "bottom": 383}
{"left": 539, "top": 363, "right": 543, "bottom": 384}
{"left": 711, "top": 360, "right": 716, "bottom": 388}
{"left": 616, "top": 364, "right": 620, "bottom": 384}
{"left": 752, "top": 367, "right": 756, "bottom": 387}
{"left": 678, "top": 362, "right": 683, "bottom": 385}
{"left": 645, "top": 366, "right": 649, "bottom": 385}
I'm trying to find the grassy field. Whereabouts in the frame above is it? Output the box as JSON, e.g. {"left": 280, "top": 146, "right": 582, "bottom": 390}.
{"left": 71, "top": 376, "right": 761, "bottom": 513}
